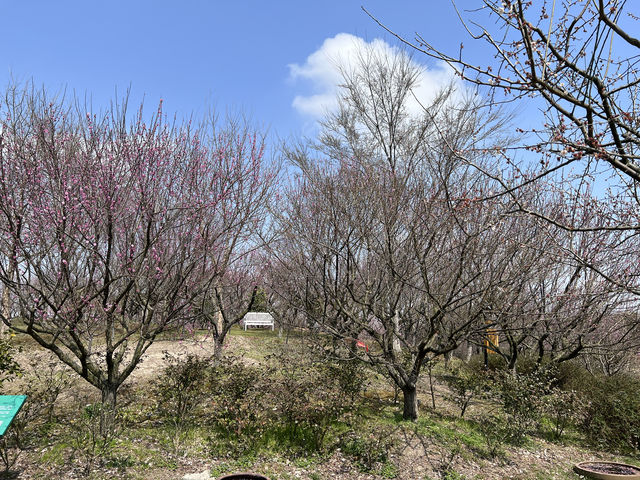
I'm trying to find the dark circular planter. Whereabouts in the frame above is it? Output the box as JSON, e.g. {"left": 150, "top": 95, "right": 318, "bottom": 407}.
{"left": 574, "top": 461, "right": 640, "bottom": 479}
{"left": 217, "top": 474, "right": 269, "bottom": 480}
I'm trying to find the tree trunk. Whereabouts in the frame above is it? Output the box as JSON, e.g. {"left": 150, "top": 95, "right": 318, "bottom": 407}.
{"left": 216, "top": 311, "right": 223, "bottom": 337}
{"left": 392, "top": 311, "right": 401, "bottom": 354}
{"left": 100, "top": 384, "right": 118, "bottom": 436}
{"left": 213, "top": 334, "right": 225, "bottom": 360}
{"left": 464, "top": 342, "right": 473, "bottom": 362}
{"left": 427, "top": 363, "right": 436, "bottom": 409}
{"left": 483, "top": 344, "right": 489, "bottom": 370}
{"left": 401, "top": 384, "right": 418, "bottom": 421}
{"left": 101, "top": 385, "right": 117, "bottom": 408}
{"left": 0, "top": 288, "right": 9, "bottom": 334}
{"left": 507, "top": 351, "right": 518, "bottom": 374}
{"left": 1, "top": 241, "right": 17, "bottom": 335}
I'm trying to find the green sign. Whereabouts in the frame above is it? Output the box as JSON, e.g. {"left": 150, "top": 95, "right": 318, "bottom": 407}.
{"left": 0, "top": 395, "right": 26, "bottom": 436}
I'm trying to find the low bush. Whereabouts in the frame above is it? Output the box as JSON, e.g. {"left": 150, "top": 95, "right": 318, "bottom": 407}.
{"left": 0, "top": 345, "right": 51, "bottom": 473}
{"left": 261, "top": 346, "right": 366, "bottom": 452}
{"left": 476, "top": 413, "right": 519, "bottom": 457}
{"left": 466, "top": 362, "right": 579, "bottom": 450}
{"left": 542, "top": 388, "right": 584, "bottom": 440}
{"left": 70, "top": 401, "right": 124, "bottom": 474}
{"left": 465, "top": 358, "right": 639, "bottom": 449}
{"left": 579, "top": 373, "right": 640, "bottom": 451}
{"left": 207, "top": 355, "right": 265, "bottom": 457}
{"left": 543, "top": 361, "right": 640, "bottom": 450}
{"left": 338, "top": 424, "right": 395, "bottom": 472}
{"left": 477, "top": 365, "right": 559, "bottom": 444}
{"left": 0, "top": 334, "right": 21, "bottom": 389}
{"left": 5, "top": 359, "right": 71, "bottom": 448}
{"left": 551, "top": 360, "right": 593, "bottom": 390}
{"left": 203, "top": 344, "right": 368, "bottom": 457}
{"left": 440, "top": 364, "right": 486, "bottom": 418}
{"left": 154, "top": 353, "right": 210, "bottom": 430}
{"left": 153, "top": 353, "right": 210, "bottom": 452}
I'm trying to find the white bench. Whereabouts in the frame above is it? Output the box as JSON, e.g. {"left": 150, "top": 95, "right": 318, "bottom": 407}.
{"left": 243, "top": 312, "right": 275, "bottom": 331}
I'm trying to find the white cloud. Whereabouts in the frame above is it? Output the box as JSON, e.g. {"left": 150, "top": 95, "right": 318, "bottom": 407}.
{"left": 288, "top": 33, "right": 462, "bottom": 120}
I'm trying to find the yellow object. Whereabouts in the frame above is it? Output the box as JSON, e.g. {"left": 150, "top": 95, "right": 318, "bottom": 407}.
{"left": 484, "top": 329, "right": 499, "bottom": 354}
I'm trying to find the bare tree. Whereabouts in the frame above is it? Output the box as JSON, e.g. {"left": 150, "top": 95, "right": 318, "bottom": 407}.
{"left": 368, "top": 0, "right": 640, "bottom": 186}
{"left": 472, "top": 186, "right": 633, "bottom": 369}
{"left": 273, "top": 47, "right": 507, "bottom": 420}
{"left": 364, "top": 2, "right": 640, "bottom": 363}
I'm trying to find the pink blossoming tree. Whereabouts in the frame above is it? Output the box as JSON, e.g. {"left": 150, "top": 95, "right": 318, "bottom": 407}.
{"left": 0, "top": 85, "right": 275, "bottom": 408}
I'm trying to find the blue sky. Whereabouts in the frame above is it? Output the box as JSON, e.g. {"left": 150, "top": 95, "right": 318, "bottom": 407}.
{"left": 0, "top": 1, "right": 490, "bottom": 141}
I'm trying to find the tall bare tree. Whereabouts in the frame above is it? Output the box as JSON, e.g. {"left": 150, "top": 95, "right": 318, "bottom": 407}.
{"left": 369, "top": 0, "right": 640, "bottom": 186}
{"left": 366, "top": 1, "right": 640, "bottom": 349}
{"left": 273, "top": 47, "right": 507, "bottom": 420}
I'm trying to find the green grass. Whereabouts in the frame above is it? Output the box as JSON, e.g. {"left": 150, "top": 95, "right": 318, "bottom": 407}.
{"left": 378, "top": 461, "right": 398, "bottom": 478}
{"left": 416, "top": 414, "right": 485, "bottom": 450}
{"left": 228, "top": 325, "right": 280, "bottom": 337}
{"left": 6, "top": 330, "right": 640, "bottom": 480}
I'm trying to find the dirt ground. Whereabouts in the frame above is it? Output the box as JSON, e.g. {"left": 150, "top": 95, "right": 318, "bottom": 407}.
{"left": 9, "top": 333, "right": 256, "bottom": 393}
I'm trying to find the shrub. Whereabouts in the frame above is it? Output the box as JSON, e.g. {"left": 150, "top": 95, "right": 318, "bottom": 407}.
{"left": 542, "top": 389, "right": 584, "bottom": 440}
{"left": 466, "top": 353, "right": 506, "bottom": 373}
{"left": 339, "top": 424, "right": 395, "bottom": 472}
{"left": 262, "top": 347, "right": 363, "bottom": 452}
{"left": 469, "top": 365, "right": 559, "bottom": 451}
{"left": 329, "top": 356, "right": 368, "bottom": 403}
{"left": 579, "top": 373, "right": 640, "bottom": 451}
{"left": 153, "top": 353, "right": 210, "bottom": 452}
{"left": 204, "top": 346, "right": 368, "bottom": 457}
{"left": 546, "top": 362, "right": 640, "bottom": 450}
{"left": 154, "top": 353, "right": 209, "bottom": 429}
{"left": 487, "top": 367, "right": 555, "bottom": 441}
{"left": 70, "top": 401, "right": 124, "bottom": 473}
{"left": 0, "top": 336, "right": 26, "bottom": 472}
{"left": 207, "top": 356, "right": 265, "bottom": 457}
{"left": 550, "top": 359, "right": 592, "bottom": 391}
{"left": 440, "top": 364, "right": 486, "bottom": 418}
{"left": 412, "top": 426, "right": 464, "bottom": 480}
{"left": 0, "top": 334, "right": 21, "bottom": 389}
{"left": 476, "top": 413, "right": 519, "bottom": 457}
{"left": 3, "top": 358, "right": 71, "bottom": 450}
